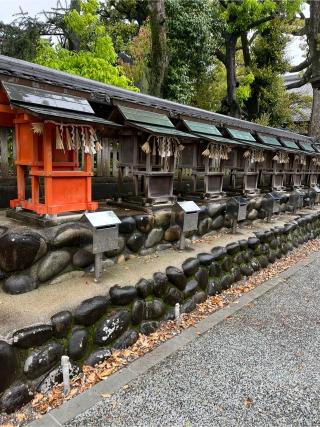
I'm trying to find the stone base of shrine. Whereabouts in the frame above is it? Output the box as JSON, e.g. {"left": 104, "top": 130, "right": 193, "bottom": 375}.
{"left": 1, "top": 206, "right": 320, "bottom": 413}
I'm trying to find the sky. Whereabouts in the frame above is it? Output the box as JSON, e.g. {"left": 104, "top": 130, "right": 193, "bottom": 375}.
{"left": 0, "top": 0, "right": 68, "bottom": 23}
{"left": 0, "top": 0, "right": 307, "bottom": 66}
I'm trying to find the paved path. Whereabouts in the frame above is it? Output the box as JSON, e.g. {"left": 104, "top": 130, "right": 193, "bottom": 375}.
{"left": 65, "top": 252, "right": 320, "bottom": 427}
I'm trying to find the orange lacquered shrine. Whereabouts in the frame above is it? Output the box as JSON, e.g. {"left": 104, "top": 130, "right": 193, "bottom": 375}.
{"left": 0, "top": 82, "right": 119, "bottom": 215}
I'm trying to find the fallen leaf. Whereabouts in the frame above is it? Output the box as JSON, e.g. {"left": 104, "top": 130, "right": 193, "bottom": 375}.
{"left": 101, "top": 393, "right": 112, "bottom": 399}
{"left": 244, "top": 397, "right": 253, "bottom": 408}
{"left": 123, "top": 384, "right": 130, "bottom": 390}
{"left": 16, "top": 413, "right": 27, "bottom": 422}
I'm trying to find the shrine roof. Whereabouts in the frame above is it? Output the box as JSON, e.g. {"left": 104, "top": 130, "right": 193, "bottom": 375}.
{"left": 0, "top": 54, "right": 316, "bottom": 146}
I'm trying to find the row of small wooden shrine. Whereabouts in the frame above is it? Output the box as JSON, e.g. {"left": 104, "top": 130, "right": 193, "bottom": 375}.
{"left": 0, "top": 54, "right": 319, "bottom": 215}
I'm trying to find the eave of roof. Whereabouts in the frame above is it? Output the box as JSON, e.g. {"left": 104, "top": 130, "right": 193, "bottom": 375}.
{"left": 0, "top": 54, "right": 315, "bottom": 144}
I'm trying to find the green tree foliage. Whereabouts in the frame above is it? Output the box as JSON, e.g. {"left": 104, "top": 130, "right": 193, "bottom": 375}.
{"left": 214, "top": 0, "right": 302, "bottom": 117}
{"left": 245, "top": 21, "right": 292, "bottom": 126}
{"left": 101, "top": 0, "right": 148, "bottom": 53}
{"left": 164, "top": 0, "right": 217, "bottom": 104}
{"left": 35, "top": 0, "right": 137, "bottom": 90}
{"left": 122, "top": 23, "right": 151, "bottom": 92}
{"left": 0, "top": 16, "right": 43, "bottom": 61}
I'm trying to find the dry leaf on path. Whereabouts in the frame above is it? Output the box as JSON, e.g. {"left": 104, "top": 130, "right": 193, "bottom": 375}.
{"left": 244, "top": 397, "right": 253, "bottom": 408}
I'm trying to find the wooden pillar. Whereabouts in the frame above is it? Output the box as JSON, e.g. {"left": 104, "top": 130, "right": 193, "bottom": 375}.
{"left": 43, "top": 124, "right": 53, "bottom": 209}
{"left": 84, "top": 153, "right": 93, "bottom": 203}
{"left": 0, "top": 128, "right": 9, "bottom": 177}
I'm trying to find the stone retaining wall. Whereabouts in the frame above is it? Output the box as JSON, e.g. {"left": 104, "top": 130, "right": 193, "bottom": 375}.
{"left": 0, "top": 193, "right": 309, "bottom": 295}
{"left": 0, "top": 211, "right": 319, "bottom": 413}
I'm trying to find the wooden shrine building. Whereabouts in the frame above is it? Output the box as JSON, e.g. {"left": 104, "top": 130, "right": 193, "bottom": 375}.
{"left": 0, "top": 54, "right": 320, "bottom": 216}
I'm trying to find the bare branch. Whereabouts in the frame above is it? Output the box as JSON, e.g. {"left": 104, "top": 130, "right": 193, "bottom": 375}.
{"left": 289, "top": 58, "right": 311, "bottom": 73}
{"left": 286, "top": 68, "right": 312, "bottom": 89}
{"left": 219, "top": 1, "right": 228, "bottom": 9}
{"left": 248, "top": 30, "right": 258, "bottom": 46}
{"left": 244, "top": 14, "right": 276, "bottom": 32}
{"left": 215, "top": 49, "right": 227, "bottom": 66}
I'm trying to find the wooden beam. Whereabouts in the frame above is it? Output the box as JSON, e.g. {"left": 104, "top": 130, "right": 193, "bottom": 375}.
{"left": 0, "top": 128, "right": 9, "bottom": 177}
{"left": 0, "top": 104, "right": 13, "bottom": 114}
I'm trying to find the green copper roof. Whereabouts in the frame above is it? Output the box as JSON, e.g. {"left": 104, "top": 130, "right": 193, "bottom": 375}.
{"left": 15, "top": 103, "right": 121, "bottom": 127}
{"left": 257, "top": 133, "right": 282, "bottom": 147}
{"left": 280, "top": 138, "right": 300, "bottom": 150}
{"left": 118, "top": 105, "right": 174, "bottom": 128}
{"left": 299, "top": 142, "right": 316, "bottom": 153}
{"left": 129, "top": 122, "right": 198, "bottom": 139}
{"left": 183, "top": 120, "right": 222, "bottom": 137}
{"left": 3, "top": 82, "right": 94, "bottom": 114}
{"left": 226, "top": 128, "right": 256, "bottom": 142}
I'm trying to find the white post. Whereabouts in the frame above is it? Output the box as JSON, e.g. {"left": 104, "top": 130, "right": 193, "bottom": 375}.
{"left": 175, "top": 302, "right": 180, "bottom": 331}
{"left": 61, "top": 355, "right": 71, "bottom": 395}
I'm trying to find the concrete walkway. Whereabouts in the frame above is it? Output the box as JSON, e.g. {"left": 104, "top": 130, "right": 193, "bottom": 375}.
{"left": 0, "top": 212, "right": 306, "bottom": 339}
{"left": 61, "top": 248, "right": 320, "bottom": 426}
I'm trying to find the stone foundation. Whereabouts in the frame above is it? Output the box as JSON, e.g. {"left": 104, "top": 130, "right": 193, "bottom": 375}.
{"left": 0, "top": 192, "right": 311, "bottom": 295}
{"left": 0, "top": 211, "right": 319, "bottom": 413}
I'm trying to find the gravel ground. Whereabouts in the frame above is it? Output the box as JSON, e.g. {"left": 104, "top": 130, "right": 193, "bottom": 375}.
{"left": 66, "top": 257, "right": 320, "bottom": 427}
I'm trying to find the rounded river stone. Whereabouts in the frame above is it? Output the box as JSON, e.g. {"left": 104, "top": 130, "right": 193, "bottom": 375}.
{"left": 198, "top": 218, "right": 212, "bottom": 235}
{"left": 0, "top": 341, "right": 17, "bottom": 392}
{"left": 144, "top": 228, "right": 164, "bottom": 248}
{"left": 74, "top": 296, "right": 108, "bottom": 326}
{"left": 183, "top": 280, "right": 198, "bottom": 297}
{"left": 140, "top": 321, "right": 159, "bottom": 335}
{"left": 145, "top": 299, "right": 165, "bottom": 320}
{"left": 207, "top": 203, "right": 225, "bottom": 218}
{"left": 181, "top": 298, "right": 196, "bottom": 314}
{"left": 53, "top": 224, "right": 92, "bottom": 247}
{"left": 84, "top": 348, "right": 112, "bottom": 367}
{"left": 153, "top": 272, "right": 168, "bottom": 297}
{"left": 0, "top": 383, "right": 33, "bottom": 414}
{"left": 136, "top": 278, "right": 153, "bottom": 298}
{"left": 110, "top": 285, "right": 137, "bottom": 305}
{"left": 3, "top": 274, "right": 37, "bottom": 295}
{"left": 113, "top": 330, "right": 139, "bottom": 350}
{"left": 226, "top": 242, "right": 240, "bottom": 255}
{"left": 193, "top": 291, "right": 207, "bottom": 305}
{"left": 68, "top": 328, "right": 88, "bottom": 360}
{"left": 211, "top": 246, "right": 227, "bottom": 260}
{"left": 198, "top": 253, "right": 215, "bottom": 266}
{"left": 211, "top": 215, "right": 224, "bottom": 230}
{"left": 51, "top": 311, "right": 73, "bottom": 338}
{"left": 182, "top": 258, "right": 200, "bottom": 276}
{"left": 131, "top": 300, "right": 146, "bottom": 324}
{"left": 119, "top": 217, "right": 136, "bottom": 234}
{"left": 195, "top": 268, "right": 209, "bottom": 290}
{"left": 166, "top": 266, "right": 187, "bottom": 290}
{"left": 24, "top": 342, "right": 64, "bottom": 380}
{"left": 13, "top": 325, "right": 52, "bottom": 349}
{"left": 94, "top": 311, "right": 130, "bottom": 345}
{"left": 164, "top": 225, "right": 181, "bottom": 242}
{"left": 37, "top": 250, "right": 71, "bottom": 282}
{"left": 135, "top": 215, "right": 154, "bottom": 234}
{"left": 72, "top": 249, "right": 94, "bottom": 268}
{"left": 163, "top": 287, "right": 183, "bottom": 306}
{"left": 126, "top": 232, "right": 145, "bottom": 252}
{"left": 0, "top": 231, "right": 47, "bottom": 272}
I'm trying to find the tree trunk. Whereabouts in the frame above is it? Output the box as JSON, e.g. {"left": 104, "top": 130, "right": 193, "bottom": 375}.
{"left": 308, "top": 0, "right": 320, "bottom": 137}
{"left": 225, "top": 33, "right": 241, "bottom": 118}
{"left": 309, "top": 88, "right": 320, "bottom": 138}
{"left": 148, "top": 0, "right": 168, "bottom": 97}
{"left": 68, "top": 0, "right": 81, "bottom": 52}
